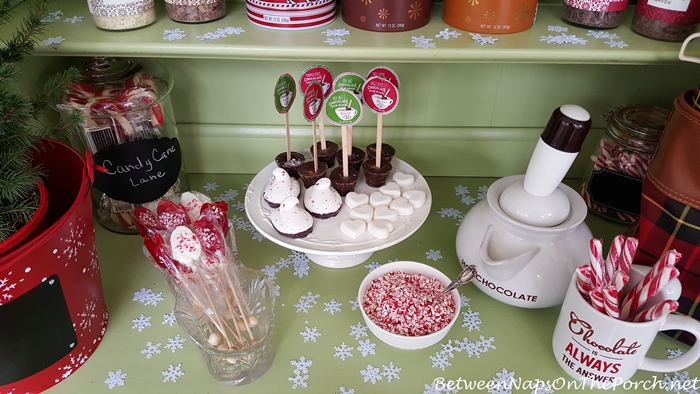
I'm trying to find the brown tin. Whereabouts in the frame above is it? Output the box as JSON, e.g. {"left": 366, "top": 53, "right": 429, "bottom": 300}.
{"left": 342, "top": 0, "right": 431, "bottom": 32}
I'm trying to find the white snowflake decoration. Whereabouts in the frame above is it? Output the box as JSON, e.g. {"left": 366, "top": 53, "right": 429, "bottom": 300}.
{"left": 295, "top": 291, "right": 320, "bottom": 313}
{"left": 357, "top": 338, "right": 376, "bottom": 357}
{"left": 333, "top": 342, "right": 354, "bottom": 361}
{"left": 164, "top": 334, "right": 186, "bottom": 352}
{"left": 162, "top": 364, "right": 184, "bottom": 382}
{"left": 289, "top": 356, "right": 312, "bottom": 389}
{"left": 436, "top": 28, "right": 461, "bottom": 40}
{"left": 438, "top": 207, "right": 465, "bottom": 220}
{"left": 478, "top": 185, "right": 489, "bottom": 200}
{"left": 531, "top": 382, "right": 555, "bottom": 394}
{"left": 141, "top": 341, "right": 162, "bottom": 359}
{"left": 337, "top": 386, "right": 355, "bottom": 394}
{"left": 540, "top": 34, "right": 588, "bottom": 45}
{"left": 274, "top": 284, "right": 281, "bottom": 297}
{"left": 196, "top": 27, "right": 244, "bottom": 41}
{"left": 490, "top": 368, "right": 516, "bottom": 394}
{"left": 233, "top": 201, "right": 246, "bottom": 212}
{"left": 301, "top": 326, "right": 322, "bottom": 342}
{"left": 470, "top": 33, "right": 498, "bottom": 45}
{"left": 430, "top": 352, "right": 451, "bottom": 370}
{"left": 455, "top": 185, "right": 470, "bottom": 196}
{"left": 203, "top": 182, "right": 219, "bottom": 191}
{"left": 349, "top": 298, "right": 359, "bottom": 311}
{"left": 163, "top": 311, "right": 176, "bottom": 326}
{"left": 43, "top": 36, "right": 65, "bottom": 45}
{"left": 293, "top": 254, "right": 311, "bottom": 277}
{"left": 668, "top": 348, "right": 684, "bottom": 359}
{"left": 605, "top": 40, "right": 628, "bottom": 48}
{"left": 164, "top": 28, "right": 187, "bottom": 41}
{"left": 461, "top": 194, "right": 477, "bottom": 205}
{"left": 63, "top": 16, "right": 84, "bottom": 23}
{"left": 324, "top": 299, "right": 342, "bottom": 314}
{"left": 462, "top": 308, "right": 482, "bottom": 331}
{"left": 105, "top": 369, "right": 127, "bottom": 389}
{"left": 423, "top": 381, "right": 443, "bottom": 394}
{"left": 217, "top": 188, "right": 239, "bottom": 201}
{"left": 325, "top": 37, "right": 347, "bottom": 45}
{"left": 548, "top": 25, "right": 568, "bottom": 32}
{"left": 365, "top": 261, "right": 381, "bottom": 271}
{"left": 425, "top": 249, "right": 442, "bottom": 261}
{"left": 261, "top": 264, "right": 280, "bottom": 280}
{"left": 41, "top": 10, "right": 63, "bottom": 23}
{"left": 412, "top": 36, "right": 436, "bottom": 49}
{"left": 381, "top": 362, "right": 401, "bottom": 381}
{"left": 587, "top": 30, "right": 619, "bottom": 39}
{"left": 133, "top": 288, "right": 163, "bottom": 306}
{"left": 360, "top": 364, "right": 382, "bottom": 384}
{"left": 460, "top": 294, "right": 471, "bottom": 307}
{"left": 230, "top": 215, "right": 265, "bottom": 241}
{"left": 349, "top": 322, "right": 368, "bottom": 339}
{"left": 132, "top": 314, "right": 151, "bottom": 331}
{"left": 323, "top": 28, "right": 350, "bottom": 37}
{"left": 662, "top": 370, "right": 695, "bottom": 393}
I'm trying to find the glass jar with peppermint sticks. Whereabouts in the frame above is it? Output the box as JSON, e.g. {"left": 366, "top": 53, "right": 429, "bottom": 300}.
{"left": 581, "top": 105, "right": 669, "bottom": 224}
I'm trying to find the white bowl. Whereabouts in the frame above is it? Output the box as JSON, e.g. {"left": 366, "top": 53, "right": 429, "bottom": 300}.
{"left": 358, "top": 261, "right": 460, "bottom": 350}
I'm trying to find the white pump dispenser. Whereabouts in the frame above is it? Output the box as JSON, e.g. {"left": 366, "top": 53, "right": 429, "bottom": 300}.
{"left": 498, "top": 104, "right": 592, "bottom": 227}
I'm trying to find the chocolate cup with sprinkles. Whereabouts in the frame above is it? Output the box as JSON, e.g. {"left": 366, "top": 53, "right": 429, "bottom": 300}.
{"left": 335, "top": 146, "right": 365, "bottom": 172}
{"left": 366, "top": 143, "right": 396, "bottom": 163}
{"left": 297, "top": 161, "right": 328, "bottom": 189}
{"left": 362, "top": 159, "right": 392, "bottom": 188}
{"left": 329, "top": 166, "right": 359, "bottom": 196}
{"left": 275, "top": 152, "right": 306, "bottom": 179}
{"left": 311, "top": 141, "right": 338, "bottom": 168}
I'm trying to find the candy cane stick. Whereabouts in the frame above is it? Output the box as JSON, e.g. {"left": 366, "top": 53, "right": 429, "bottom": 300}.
{"left": 613, "top": 270, "right": 629, "bottom": 294}
{"left": 589, "top": 287, "right": 606, "bottom": 314}
{"left": 589, "top": 238, "right": 605, "bottom": 288}
{"left": 620, "top": 265, "right": 680, "bottom": 320}
{"left": 576, "top": 265, "right": 593, "bottom": 300}
{"left": 605, "top": 235, "right": 625, "bottom": 284}
{"left": 602, "top": 285, "right": 620, "bottom": 319}
{"left": 619, "top": 237, "right": 638, "bottom": 275}
{"left": 628, "top": 300, "right": 679, "bottom": 323}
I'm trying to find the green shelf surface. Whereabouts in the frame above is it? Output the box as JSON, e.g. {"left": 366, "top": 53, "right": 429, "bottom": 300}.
{"left": 10, "top": 1, "right": 699, "bottom": 64}
{"left": 39, "top": 173, "right": 700, "bottom": 394}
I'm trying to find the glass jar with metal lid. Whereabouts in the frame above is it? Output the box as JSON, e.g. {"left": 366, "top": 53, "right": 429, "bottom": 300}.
{"left": 581, "top": 105, "right": 670, "bottom": 223}
{"left": 56, "top": 57, "right": 189, "bottom": 234}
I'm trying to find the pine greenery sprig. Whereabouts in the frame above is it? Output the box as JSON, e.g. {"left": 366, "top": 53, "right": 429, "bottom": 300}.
{"left": 0, "top": 0, "right": 80, "bottom": 242}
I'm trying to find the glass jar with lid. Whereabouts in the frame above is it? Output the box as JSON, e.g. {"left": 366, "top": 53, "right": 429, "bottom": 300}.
{"left": 57, "top": 57, "right": 189, "bottom": 234}
{"left": 581, "top": 105, "right": 670, "bottom": 223}
{"left": 87, "top": 0, "right": 156, "bottom": 30}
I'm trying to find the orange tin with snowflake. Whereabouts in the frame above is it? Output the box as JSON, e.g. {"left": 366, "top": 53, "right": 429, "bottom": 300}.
{"left": 443, "top": 0, "right": 538, "bottom": 34}
{"left": 342, "top": 0, "right": 430, "bottom": 32}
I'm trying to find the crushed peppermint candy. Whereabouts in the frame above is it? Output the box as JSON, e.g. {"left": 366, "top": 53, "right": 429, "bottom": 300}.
{"left": 362, "top": 271, "right": 455, "bottom": 336}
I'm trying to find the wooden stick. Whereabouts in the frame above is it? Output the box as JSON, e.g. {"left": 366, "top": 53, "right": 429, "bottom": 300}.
{"left": 375, "top": 113, "right": 383, "bottom": 168}
{"left": 223, "top": 268, "right": 255, "bottom": 340}
{"left": 285, "top": 112, "right": 291, "bottom": 162}
{"left": 312, "top": 119, "right": 318, "bottom": 172}
{"left": 184, "top": 274, "right": 233, "bottom": 347}
{"left": 195, "top": 271, "right": 237, "bottom": 346}
{"left": 341, "top": 125, "right": 349, "bottom": 178}
{"left": 320, "top": 76, "right": 327, "bottom": 150}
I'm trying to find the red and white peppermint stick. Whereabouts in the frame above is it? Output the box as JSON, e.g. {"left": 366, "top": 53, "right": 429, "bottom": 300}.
{"left": 628, "top": 300, "right": 679, "bottom": 323}
{"left": 575, "top": 265, "right": 593, "bottom": 300}
{"left": 589, "top": 287, "right": 606, "bottom": 314}
{"left": 619, "top": 237, "right": 638, "bottom": 275}
{"left": 602, "top": 285, "right": 620, "bottom": 319}
{"left": 625, "top": 249, "right": 681, "bottom": 304}
{"left": 613, "top": 270, "right": 629, "bottom": 294}
{"left": 605, "top": 235, "right": 625, "bottom": 284}
{"left": 589, "top": 238, "right": 605, "bottom": 288}
{"left": 619, "top": 265, "right": 680, "bottom": 320}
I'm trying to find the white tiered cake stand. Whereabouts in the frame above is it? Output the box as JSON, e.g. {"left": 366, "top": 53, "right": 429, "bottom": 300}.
{"left": 245, "top": 156, "right": 432, "bottom": 268}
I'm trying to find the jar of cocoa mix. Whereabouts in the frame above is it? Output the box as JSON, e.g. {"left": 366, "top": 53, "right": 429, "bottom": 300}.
{"left": 581, "top": 105, "right": 669, "bottom": 223}
{"left": 562, "top": 0, "right": 629, "bottom": 29}
{"left": 632, "top": 0, "right": 700, "bottom": 41}
{"left": 165, "top": 0, "right": 226, "bottom": 23}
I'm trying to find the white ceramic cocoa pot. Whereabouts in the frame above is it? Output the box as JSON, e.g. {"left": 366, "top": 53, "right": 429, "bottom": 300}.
{"left": 456, "top": 175, "right": 592, "bottom": 309}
